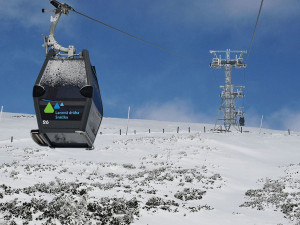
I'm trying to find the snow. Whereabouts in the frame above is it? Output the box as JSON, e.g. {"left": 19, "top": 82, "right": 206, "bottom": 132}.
{"left": 40, "top": 59, "right": 87, "bottom": 87}
{"left": 0, "top": 112, "right": 299, "bottom": 224}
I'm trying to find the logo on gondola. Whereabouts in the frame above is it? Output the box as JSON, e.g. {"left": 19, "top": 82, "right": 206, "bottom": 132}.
{"left": 41, "top": 99, "right": 80, "bottom": 120}
{"left": 43, "top": 100, "right": 65, "bottom": 114}
{"left": 44, "top": 102, "right": 54, "bottom": 113}
{"left": 43, "top": 99, "right": 65, "bottom": 114}
{"left": 54, "top": 103, "right": 60, "bottom": 110}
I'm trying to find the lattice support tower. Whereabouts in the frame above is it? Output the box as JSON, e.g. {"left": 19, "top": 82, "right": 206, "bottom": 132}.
{"left": 209, "top": 49, "right": 246, "bottom": 132}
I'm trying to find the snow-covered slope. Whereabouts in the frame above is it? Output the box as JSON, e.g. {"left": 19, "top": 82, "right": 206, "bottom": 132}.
{"left": 0, "top": 113, "right": 299, "bottom": 225}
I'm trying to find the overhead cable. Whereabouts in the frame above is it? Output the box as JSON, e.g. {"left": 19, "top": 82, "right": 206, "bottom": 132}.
{"left": 246, "top": 0, "right": 264, "bottom": 62}
{"left": 71, "top": 9, "right": 200, "bottom": 62}
{"left": 243, "top": 0, "right": 264, "bottom": 110}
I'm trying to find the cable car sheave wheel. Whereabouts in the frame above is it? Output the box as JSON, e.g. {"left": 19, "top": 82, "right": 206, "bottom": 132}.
{"left": 31, "top": 0, "right": 103, "bottom": 149}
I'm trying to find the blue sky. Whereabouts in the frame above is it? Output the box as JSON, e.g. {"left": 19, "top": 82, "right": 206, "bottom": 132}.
{"left": 0, "top": 0, "right": 300, "bottom": 131}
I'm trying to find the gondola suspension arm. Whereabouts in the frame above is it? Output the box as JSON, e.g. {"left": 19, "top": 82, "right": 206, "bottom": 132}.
{"left": 42, "top": 0, "right": 76, "bottom": 57}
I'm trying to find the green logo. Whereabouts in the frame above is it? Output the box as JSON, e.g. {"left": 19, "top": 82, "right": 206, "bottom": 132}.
{"left": 44, "top": 102, "right": 54, "bottom": 113}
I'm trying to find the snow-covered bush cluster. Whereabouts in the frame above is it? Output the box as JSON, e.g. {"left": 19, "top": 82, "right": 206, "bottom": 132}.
{"left": 174, "top": 188, "right": 206, "bottom": 201}
{"left": 144, "top": 197, "right": 179, "bottom": 212}
{"left": 2, "top": 114, "right": 299, "bottom": 224}
{"left": 241, "top": 164, "right": 300, "bottom": 224}
{"left": 0, "top": 144, "right": 223, "bottom": 224}
{"left": 0, "top": 181, "right": 139, "bottom": 224}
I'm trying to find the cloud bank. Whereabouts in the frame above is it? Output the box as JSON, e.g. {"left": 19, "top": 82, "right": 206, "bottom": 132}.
{"left": 242, "top": 108, "right": 300, "bottom": 132}
{"left": 0, "top": 1, "right": 48, "bottom": 28}
{"left": 148, "top": 0, "right": 300, "bottom": 29}
{"left": 134, "top": 100, "right": 300, "bottom": 132}
{"left": 266, "top": 108, "right": 300, "bottom": 132}
{"left": 133, "top": 99, "right": 214, "bottom": 123}
{"left": 0, "top": 0, "right": 79, "bottom": 30}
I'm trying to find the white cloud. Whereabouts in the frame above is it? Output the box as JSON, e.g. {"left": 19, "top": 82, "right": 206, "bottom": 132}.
{"left": 266, "top": 108, "right": 300, "bottom": 132}
{"left": 148, "top": 0, "right": 300, "bottom": 29}
{"left": 133, "top": 99, "right": 213, "bottom": 123}
{"left": 243, "top": 109, "right": 263, "bottom": 128}
{"left": 244, "top": 108, "right": 300, "bottom": 132}
{"left": 3, "top": 0, "right": 298, "bottom": 34}
{"left": 134, "top": 102, "right": 300, "bottom": 132}
{"left": 0, "top": 0, "right": 82, "bottom": 53}
{"left": 0, "top": 0, "right": 79, "bottom": 30}
{"left": 0, "top": 1, "right": 48, "bottom": 28}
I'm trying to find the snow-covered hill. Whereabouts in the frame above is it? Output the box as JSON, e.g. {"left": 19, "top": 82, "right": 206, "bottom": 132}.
{"left": 0, "top": 113, "right": 299, "bottom": 225}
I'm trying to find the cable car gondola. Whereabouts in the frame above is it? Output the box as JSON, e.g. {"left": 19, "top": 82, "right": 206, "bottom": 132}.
{"left": 239, "top": 116, "right": 245, "bottom": 127}
{"left": 31, "top": 0, "right": 103, "bottom": 149}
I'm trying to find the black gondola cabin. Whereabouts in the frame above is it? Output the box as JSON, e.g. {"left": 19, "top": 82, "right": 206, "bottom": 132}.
{"left": 31, "top": 49, "right": 103, "bottom": 149}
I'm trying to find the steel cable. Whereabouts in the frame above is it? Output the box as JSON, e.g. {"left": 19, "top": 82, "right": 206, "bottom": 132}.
{"left": 246, "top": 0, "right": 264, "bottom": 62}
{"left": 243, "top": 0, "right": 264, "bottom": 111}
{"left": 72, "top": 9, "right": 201, "bottom": 63}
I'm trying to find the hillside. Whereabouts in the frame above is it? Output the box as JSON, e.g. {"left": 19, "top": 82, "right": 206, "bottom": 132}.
{"left": 0, "top": 113, "right": 299, "bottom": 225}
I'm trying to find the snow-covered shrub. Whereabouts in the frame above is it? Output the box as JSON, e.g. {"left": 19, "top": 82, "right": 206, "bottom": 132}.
{"left": 241, "top": 178, "right": 300, "bottom": 223}
{"left": 122, "top": 164, "right": 136, "bottom": 169}
{"left": 144, "top": 197, "right": 179, "bottom": 212}
{"left": 174, "top": 188, "right": 206, "bottom": 201}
